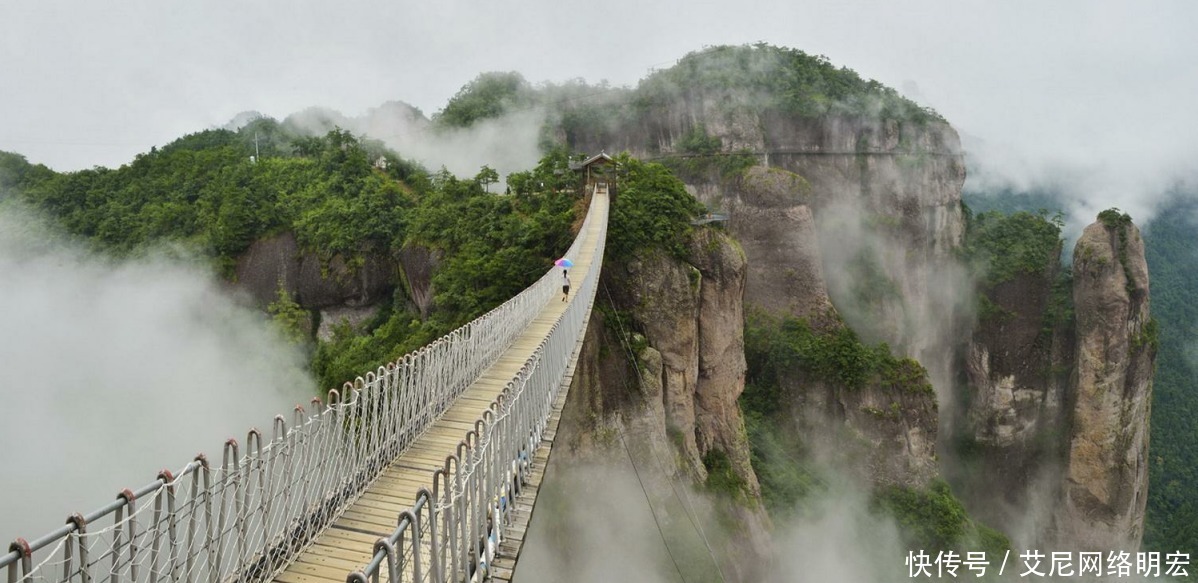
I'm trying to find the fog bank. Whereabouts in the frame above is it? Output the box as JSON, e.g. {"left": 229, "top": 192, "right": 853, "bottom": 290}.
{"left": 0, "top": 208, "right": 314, "bottom": 543}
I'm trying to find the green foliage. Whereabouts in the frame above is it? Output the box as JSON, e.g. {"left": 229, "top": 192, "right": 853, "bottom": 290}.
{"left": 873, "top": 480, "right": 1011, "bottom": 556}
{"left": 505, "top": 147, "right": 582, "bottom": 197}
{"left": 267, "top": 286, "right": 312, "bottom": 345}
{"left": 743, "top": 310, "right": 934, "bottom": 397}
{"left": 1097, "top": 207, "right": 1142, "bottom": 296}
{"left": 1099, "top": 207, "right": 1133, "bottom": 229}
{"left": 435, "top": 71, "right": 533, "bottom": 128}
{"left": 702, "top": 449, "right": 748, "bottom": 501}
{"left": 605, "top": 153, "right": 705, "bottom": 262}
{"left": 1131, "top": 317, "right": 1160, "bottom": 354}
{"left": 677, "top": 123, "right": 722, "bottom": 155}
{"left": 11, "top": 122, "right": 420, "bottom": 262}
{"left": 963, "top": 187, "right": 1064, "bottom": 217}
{"left": 742, "top": 411, "right": 821, "bottom": 516}
{"left": 475, "top": 165, "right": 499, "bottom": 192}
{"left": 656, "top": 123, "right": 760, "bottom": 184}
{"left": 963, "top": 208, "right": 1063, "bottom": 286}
{"left": 308, "top": 153, "right": 576, "bottom": 390}
{"left": 1142, "top": 195, "right": 1198, "bottom": 558}
{"left": 0, "top": 151, "right": 55, "bottom": 198}
{"left": 637, "top": 44, "right": 941, "bottom": 123}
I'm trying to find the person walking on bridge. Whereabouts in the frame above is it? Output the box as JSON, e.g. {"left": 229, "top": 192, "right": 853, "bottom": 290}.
{"left": 562, "top": 269, "right": 570, "bottom": 301}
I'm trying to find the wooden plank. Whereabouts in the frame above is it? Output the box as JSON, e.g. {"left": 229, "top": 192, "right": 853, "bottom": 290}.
{"left": 293, "top": 550, "right": 366, "bottom": 572}
{"left": 303, "top": 543, "right": 374, "bottom": 564}
{"left": 274, "top": 570, "right": 343, "bottom": 583}
{"left": 275, "top": 561, "right": 353, "bottom": 583}
{"left": 318, "top": 527, "right": 379, "bottom": 546}
{"left": 331, "top": 516, "right": 392, "bottom": 537}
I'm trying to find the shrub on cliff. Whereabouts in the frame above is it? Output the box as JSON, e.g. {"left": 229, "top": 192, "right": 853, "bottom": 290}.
{"left": 605, "top": 153, "right": 704, "bottom": 263}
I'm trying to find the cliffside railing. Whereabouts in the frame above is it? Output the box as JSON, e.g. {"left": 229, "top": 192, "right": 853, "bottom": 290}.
{"left": 0, "top": 186, "right": 607, "bottom": 583}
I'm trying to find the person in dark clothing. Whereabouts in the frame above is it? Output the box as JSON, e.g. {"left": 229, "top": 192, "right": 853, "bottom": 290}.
{"left": 562, "top": 269, "right": 570, "bottom": 301}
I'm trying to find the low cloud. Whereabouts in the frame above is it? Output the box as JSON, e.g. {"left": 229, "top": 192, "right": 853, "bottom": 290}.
{"left": 0, "top": 206, "right": 314, "bottom": 543}
{"left": 281, "top": 100, "right": 547, "bottom": 187}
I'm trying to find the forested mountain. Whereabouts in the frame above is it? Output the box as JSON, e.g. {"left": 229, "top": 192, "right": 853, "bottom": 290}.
{"left": 0, "top": 121, "right": 578, "bottom": 390}
{"left": 2, "top": 43, "right": 1193, "bottom": 580}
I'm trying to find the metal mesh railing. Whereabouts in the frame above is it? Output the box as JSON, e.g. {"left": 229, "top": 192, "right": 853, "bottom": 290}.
{"left": 1, "top": 186, "right": 608, "bottom": 583}
{"left": 347, "top": 184, "right": 608, "bottom": 583}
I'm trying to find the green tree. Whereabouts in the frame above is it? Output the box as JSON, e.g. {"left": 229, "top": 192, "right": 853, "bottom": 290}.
{"left": 475, "top": 165, "right": 499, "bottom": 193}
{"left": 435, "top": 71, "right": 532, "bottom": 128}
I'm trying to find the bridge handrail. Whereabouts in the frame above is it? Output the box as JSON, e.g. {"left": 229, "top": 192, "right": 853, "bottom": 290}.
{"left": 0, "top": 187, "right": 605, "bottom": 583}
{"left": 346, "top": 184, "right": 607, "bottom": 583}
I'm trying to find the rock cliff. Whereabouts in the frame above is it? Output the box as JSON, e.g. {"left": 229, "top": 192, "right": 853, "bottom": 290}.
{"left": 234, "top": 231, "right": 395, "bottom": 309}
{"left": 959, "top": 242, "right": 1074, "bottom": 538}
{"left": 1053, "top": 216, "right": 1155, "bottom": 550}
{"left": 570, "top": 100, "right": 965, "bottom": 488}
{"left": 566, "top": 100, "right": 1155, "bottom": 554}
{"left": 961, "top": 212, "right": 1156, "bottom": 549}
{"left": 569, "top": 88, "right": 970, "bottom": 414}
{"left": 552, "top": 227, "right": 771, "bottom": 581}
{"left": 233, "top": 233, "right": 442, "bottom": 338}
{"left": 773, "top": 358, "right": 941, "bottom": 489}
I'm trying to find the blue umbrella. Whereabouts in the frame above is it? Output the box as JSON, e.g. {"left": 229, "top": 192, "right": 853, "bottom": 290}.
{"left": 555, "top": 258, "right": 574, "bottom": 268}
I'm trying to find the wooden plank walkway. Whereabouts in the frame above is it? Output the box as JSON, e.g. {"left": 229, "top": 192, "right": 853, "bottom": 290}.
{"left": 488, "top": 331, "right": 585, "bottom": 583}
{"left": 272, "top": 190, "right": 607, "bottom": 583}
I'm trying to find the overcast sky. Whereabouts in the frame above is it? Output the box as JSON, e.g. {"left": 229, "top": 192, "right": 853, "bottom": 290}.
{"left": 2, "top": 0, "right": 1195, "bottom": 219}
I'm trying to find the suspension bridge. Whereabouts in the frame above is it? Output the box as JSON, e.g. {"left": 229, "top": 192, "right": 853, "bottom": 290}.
{"left": 2, "top": 185, "right": 610, "bottom": 583}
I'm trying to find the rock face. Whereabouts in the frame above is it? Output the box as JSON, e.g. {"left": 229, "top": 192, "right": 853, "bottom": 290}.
{"left": 395, "top": 244, "right": 440, "bottom": 318}
{"left": 961, "top": 215, "right": 1156, "bottom": 549}
{"left": 234, "top": 232, "right": 395, "bottom": 309}
{"left": 779, "top": 368, "right": 940, "bottom": 488}
{"left": 564, "top": 83, "right": 1161, "bottom": 551}
{"left": 959, "top": 249, "right": 1074, "bottom": 537}
{"left": 571, "top": 97, "right": 970, "bottom": 410}
{"left": 601, "top": 229, "right": 759, "bottom": 492}
{"left": 552, "top": 228, "right": 770, "bottom": 581}
{"left": 725, "top": 166, "right": 835, "bottom": 323}
{"left": 1053, "top": 218, "right": 1155, "bottom": 551}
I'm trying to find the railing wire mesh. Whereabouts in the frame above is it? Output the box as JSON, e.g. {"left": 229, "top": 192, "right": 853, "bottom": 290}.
{"left": 2, "top": 185, "right": 608, "bottom": 583}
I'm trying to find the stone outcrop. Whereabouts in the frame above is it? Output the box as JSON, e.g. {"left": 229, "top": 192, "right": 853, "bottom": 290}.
{"left": 779, "top": 366, "right": 940, "bottom": 488}
{"left": 725, "top": 166, "right": 835, "bottom": 323}
{"left": 571, "top": 91, "right": 970, "bottom": 412}
{"left": 961, "top": 214, "right": 1156, "bottom": 549}
{"left": 551, "top": 227, "right": 770, "bottom": 581}
{"left": 599, "top": 229, "right": 758, "bottom": 492}
{"left": 396, "top": 244, "right": 440, "bottom": 318}
{"left": 1053, "top": 218, "right": 1155, "bottom": 551}
{"left": 233, "top": 232, "right": 395, "bottom": 309}
{"left": 959, "top": 247, "right": 1074, "bottom": 536}
{"left": 566, "top": 84, "right": 1159, "bottom": 551}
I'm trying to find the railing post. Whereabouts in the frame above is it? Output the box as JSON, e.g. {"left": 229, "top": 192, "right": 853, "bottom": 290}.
{"left": 215, "top": 439, "right": 240, "bottom": 581}
{"left": 7, "top": 539, "right": 31, "bottom": 583}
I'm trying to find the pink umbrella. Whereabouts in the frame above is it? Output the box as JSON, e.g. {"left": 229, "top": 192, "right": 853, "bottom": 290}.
{"left": 554, "top": 258, "right": 574, "bottom": 268}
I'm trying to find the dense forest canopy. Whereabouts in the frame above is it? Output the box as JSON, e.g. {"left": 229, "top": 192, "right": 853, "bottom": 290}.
{"left": 637, "top": 44, "right": 942, "bottom": 122}
{"left": 0, "top": 120, "right": 581, "bottom": 391}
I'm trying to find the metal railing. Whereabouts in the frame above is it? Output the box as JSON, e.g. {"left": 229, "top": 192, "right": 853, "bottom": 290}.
{"left": 346, "top": 184, "right": 607, "bottom": 583}
{"left": 1, "top": 186, "right": 608, "bottom": 583}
